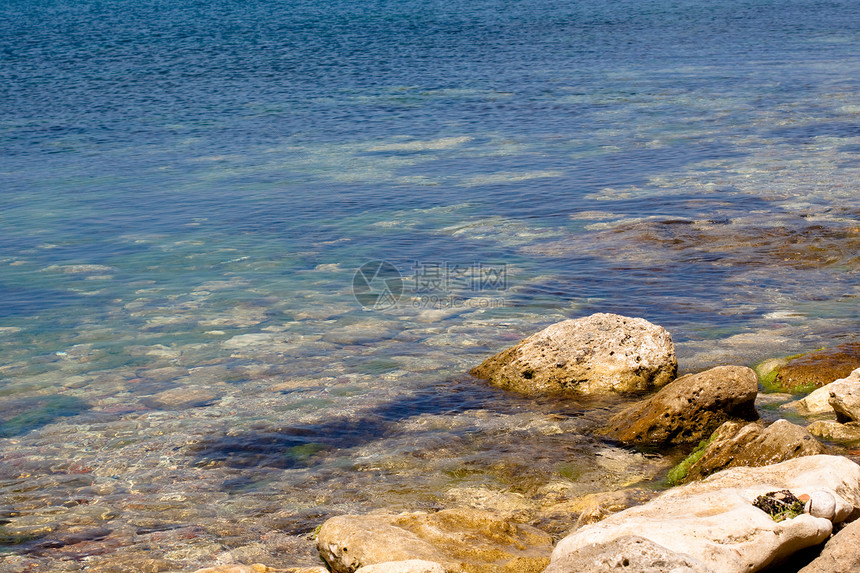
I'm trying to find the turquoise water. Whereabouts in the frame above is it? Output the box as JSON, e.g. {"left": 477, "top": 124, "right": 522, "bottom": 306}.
{"left": 3, "top": 0, "right": 860, "bottom": 569}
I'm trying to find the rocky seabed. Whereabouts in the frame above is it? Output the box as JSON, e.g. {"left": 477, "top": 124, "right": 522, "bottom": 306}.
{"left": 32, "top": 314, "right": 860, "bottom": 573}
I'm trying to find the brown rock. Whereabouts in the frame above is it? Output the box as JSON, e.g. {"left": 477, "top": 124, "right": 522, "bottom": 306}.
{"left": 798, "top": 519, "right": 860, "bottom": 573}
{"left": 470, "top": 313, "right": 676, "bottom": 395}
{"left": 671, "top": 420, "right": 827, "bottom": 485}
{"left": 603, "top": 366, "right": 759, "bottom": 445}
{"left": 316, "top": 509, "right": 552, "bottom": 573}
{"left": 774, "top": 343, "right": 860, "bottom": 392}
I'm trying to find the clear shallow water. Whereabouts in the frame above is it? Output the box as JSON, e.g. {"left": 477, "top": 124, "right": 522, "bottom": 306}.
{"left": 2, "top": 0, "right": 860, "bottom": 569}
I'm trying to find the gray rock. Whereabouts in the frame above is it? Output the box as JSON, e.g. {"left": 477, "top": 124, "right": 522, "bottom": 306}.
{"left": 603, "top": 366, "right": 759, "bottom": 445}
{"left": 317, "top": 508, "right": 552, "bottom": 573}
{"left": 470, "top": 313, "right": 676, "bottom": 395}
{"left": 542, "top": 535, "right": 715, "bottom": 573}
{"left": 798, "top": 519, "right": 860, "bottom": 573}
{"left": 550, "top": 455, "right": 860, "bottom": 573}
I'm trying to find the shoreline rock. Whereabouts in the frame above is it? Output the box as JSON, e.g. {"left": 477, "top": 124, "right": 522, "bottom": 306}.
{"left": 772, "top": 344, "right": 860, "bottom": 392}
{"left": 798, "top": 519, "right": 860, "bottom": 573}
{"left": 668, "top": 419, "right": 827, "bottom": 485}
{"left": 543, "top": 535, "right": 714, "bottom": 573}
{"left": 782, "top": 367, "right": 860, "bottom": 416}
{"left": 602, "top": 365, "right": 759, "bottom": 446}
{"left": 470, "top": 313, "right": 676, "bottom": 395}
{"left": 549, "top": 455, "right": 860, "bottom": 573}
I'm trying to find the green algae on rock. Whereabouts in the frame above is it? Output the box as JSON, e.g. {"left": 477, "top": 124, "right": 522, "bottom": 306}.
{"left": 772, "top": 343, "right": 860, "bottom": 393}
{"left": 667, "top": 420, "right": 827, "bottom": 486}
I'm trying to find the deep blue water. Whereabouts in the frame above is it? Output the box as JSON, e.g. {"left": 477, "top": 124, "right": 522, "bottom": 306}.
{"left": 2, "top": 0, "right": 860, "bottom": 568}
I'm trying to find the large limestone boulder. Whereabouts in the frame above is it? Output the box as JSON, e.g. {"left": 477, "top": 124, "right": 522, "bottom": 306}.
{"left": 316, "top": 508, "right": 552, "bottom": 573}
{"left": 774, "top": 344, "right": 860, "bottom": 391}
{"left": 669, "top": 420, "right": 827, "bottom": 485}
{"left": 603, "top": 366, "right": 759, "bottom": 445}
{"left": 798, "top": 519, "right": 860, "bottom": 573}
{"left": 550, "top": 455, "right": 860, "bottom": 573}
{"left": 542, "top": 535, "right": 714, "bottom": 573}
{"left": 470, "top": 314, "right": 676, "bottom": 395}
{"left": 784, "top": 368, "right": 860, "bottom": 416}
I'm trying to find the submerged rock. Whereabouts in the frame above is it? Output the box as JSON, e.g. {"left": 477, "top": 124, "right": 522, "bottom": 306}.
{"left": 192, "top": 566, "right": 271, "bottom": 573}
{"left": 567, "top": 489, "right": 660, "bottom": 529}
{"left": 668, "top": 420, "right": 827, "bottom": 485}
{"left": 603, "top": 366, "right": 759, "bottom": 446}
{"left": 316, "top": 508, "right": 552, "bottom": 573}
{"left": 798, "top": 519, "right": 860, "bottom": 573}
{"left": 542, "top": 535, "right": 714, "bottom": 573}
{"left": 773, "top": 344, "right": 860, "bottom": 392}
{"left": 470, "top": 313, "right": 676, "bottom": 395}
{"left": 355, "top": 560, "right": 448, "bottom": 573}
{"left": 806, "top": 420, "right": 860, "bottom": 443}
{"left": 549, "top": 455, "right": 860, "bottom": 573}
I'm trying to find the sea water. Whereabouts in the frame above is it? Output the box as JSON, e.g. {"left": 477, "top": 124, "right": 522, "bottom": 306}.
{"left": 2, "top": 0, "right": 860, "bottom": 569}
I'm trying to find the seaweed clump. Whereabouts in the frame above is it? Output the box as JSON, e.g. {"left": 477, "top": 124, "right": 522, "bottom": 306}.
{"left": 753, "top": 490, "right": 805, "bottom": 522}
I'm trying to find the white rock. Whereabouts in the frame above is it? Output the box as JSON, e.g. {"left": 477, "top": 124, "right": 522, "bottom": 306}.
{"left": 786, "top": 368, "right": 860, "bottom": 415}
{"left": 804, "top": 491, "right": 837, "bottom": 520}
{"left": 550, "top": 455, "right": 860, "bottom": 573}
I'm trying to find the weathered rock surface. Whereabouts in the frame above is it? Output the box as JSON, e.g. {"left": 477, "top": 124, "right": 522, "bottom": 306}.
{"left": 784, "top": 368, "right": 860, "bottom": 416}
{"left": 550, "top": 455, "right": 860, "bottom": 573}
{"left": 670, "top": 420, "right": 827, "bottom": 485}
{"left": 807, "top": 420, "right": 860, "bottom": 442}
{"left": 774, "top": 344, "right": 860, "bottom": 391}
{"left": 542, "top": 535, "right": 715, "bottom": 573}
{"left": 355, "top": 560, "right": 448, "bottom": 573}
{"left": 603, "top": 365, "right": 759, "bottom": 445}
{"left": 798, "top": 519, "right": 860, "bottom": 573}
{"left": 829, "top": 384, "right": 860, "bottom": 423}
{"left": 470, "top": 313, "right": 676, "bottom": 395}
{"left": 317, "top": 508, "right": 553, "bottom": 573}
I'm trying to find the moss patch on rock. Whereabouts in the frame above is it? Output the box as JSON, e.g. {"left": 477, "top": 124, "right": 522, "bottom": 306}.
{"left": 666, "top": 434, "right": 719, "bottom": 486}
